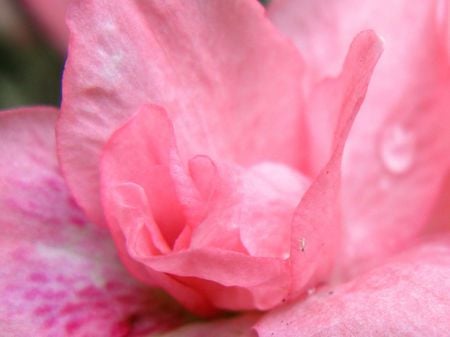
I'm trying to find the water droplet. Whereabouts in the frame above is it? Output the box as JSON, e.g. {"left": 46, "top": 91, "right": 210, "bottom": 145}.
{"left": 380, "top": 125, "right": 415, "bottom": 174}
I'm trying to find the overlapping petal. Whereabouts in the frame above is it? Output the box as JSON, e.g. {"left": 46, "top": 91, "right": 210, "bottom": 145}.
{"left": 287, "top": 30, "right": 383, "bottom": 296}
{"left": 100, "top": 31, "right": 382, "bottom": 313}
{"left": 270, "top": 0, "right": 450, "bottom": 273}
{"left": 0, "top": 107, "right": 187, "bottom": 336}
{"left": 255, "top": 236, "right": 450, "bottom": 337}
{"left": 58, "top": 0, "right": 306, "bottom": 226}
{"left": 100, "top": 105, "right": 293, "bottom": 314}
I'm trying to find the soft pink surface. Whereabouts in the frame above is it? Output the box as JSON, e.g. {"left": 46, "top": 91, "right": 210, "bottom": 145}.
{"left": 157, "top": 314, "right": 258, "bottom": 337}
{"left": 58, "top": 0, "right": 305, "bottom": 226}
{"left": 269, "top": 0, "right": 450, "bottom": 274}
{"left": 0, "top": 107, "right": 187, "bottom": 336}
{"left": 99, "top": 31, "right": 381, "bottom": 314}
{"left": 21, "top": 0, "right": 69, "bottom": 50}
{"left": 255, "top": 236, "right": 450, "bottom": 337}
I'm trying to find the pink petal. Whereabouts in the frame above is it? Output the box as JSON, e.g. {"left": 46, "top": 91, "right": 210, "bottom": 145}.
{"left": 0, "top": 107, "right": 186, "bottom": 336}
{"left": 270, "top": 0, "right": 450, "bottom": 272}
{"left": 159, "top": 314, "right": 259, "bottom": 337}
{"left": 255, "top": 235, "right": 450, "bottom": 336}
{"left": 58, "top": 0, "right": 305, "bottom": 226}
{"left": 21, "top": 0, "right": 69, "bottom": 50}
{"left": 287, "top": 31, "right": 383, "bottom": 298}
{"left": 427, "top": 171, "right": 450, "bottom": 233}
{"left": 101, "top": 105, "right": 293, "bottom": 312}
{"left": 100, "top": 30, "right": 382, "bottom": 312}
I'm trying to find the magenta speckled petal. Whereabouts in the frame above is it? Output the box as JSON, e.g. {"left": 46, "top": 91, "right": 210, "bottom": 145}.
{"left": 0, "top": 107, "right": 186, "bottom": 336}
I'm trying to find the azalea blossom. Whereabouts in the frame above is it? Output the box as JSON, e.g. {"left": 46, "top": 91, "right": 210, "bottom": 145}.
{"left": 1, "top": 0, "right": 449, "bottom": 336}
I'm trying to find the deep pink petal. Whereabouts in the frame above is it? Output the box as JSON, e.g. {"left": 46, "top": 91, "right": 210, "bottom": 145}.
{"left": 255, "top": 235, "right": 450, "bottom": 336}
{"left": 58, "top": 0, "right": 305, "bottom": 225}
{"left": 270, "top": 0, "right": 450, "bottom": 272}
{"left": 21, "top": 0, "right": 69, "bottom": 50}
{"left": 287, "top": 31, "right": 383, "bottom": 298}
{"left": 0, "top": 107, "right": 186, "bottom": 336}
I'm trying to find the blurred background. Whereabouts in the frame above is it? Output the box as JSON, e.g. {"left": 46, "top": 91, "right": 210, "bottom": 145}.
{"left": 0, "top": 0, "right": 269, "bottom": 110}
{"left": 0, "top": 0, "right": 64, "bottom": 109}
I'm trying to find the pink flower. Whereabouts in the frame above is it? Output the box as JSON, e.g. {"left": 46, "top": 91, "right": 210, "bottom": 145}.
{"left": 58, "top": 0, "right": 383, "bottom": 315}
{"left": 1, "top": 0, "right": 449, "bottom": 335}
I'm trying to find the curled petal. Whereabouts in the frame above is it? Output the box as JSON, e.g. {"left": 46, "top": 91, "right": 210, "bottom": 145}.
{"left": 101, "top": 29, "right": 382, "bottom": 312}
{"left": 287, "top": 31, "right": 383, "bottom": 297}
{"left": 101, "top": 105, "right": 293, "bottom": 313}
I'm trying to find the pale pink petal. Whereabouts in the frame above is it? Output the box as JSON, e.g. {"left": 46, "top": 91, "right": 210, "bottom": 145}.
{"left": 255, "top": 236, "right": 450, "bottom": 337}
{"left": 58, "top": 0, "right": 305, "bottom": 225}
{"left": 269, "top": 0, "right": 447, "bottom": 83}
{"left": 270, "top": 0, "right": 450, "bottom": 272}
{"left": 287, "top": 31, "right": 383, "bottom": 297}
{"left": 233, "top": 162, "right": 309, "bottom": 258}
{"left": 21, "top": 0, "right": 69, "bottom": 50}
{"left": 341, "top": 27, "right": 450, "bottom": 271}
{"left": 0, "top": 107, "right": 186, "bottom": 336}
{"left": 187, "top": 159, "right": 309, "bottom": 258}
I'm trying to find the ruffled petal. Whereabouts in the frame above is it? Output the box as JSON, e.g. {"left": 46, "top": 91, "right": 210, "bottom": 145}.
{"left": 0, "top": 107, "right": 186, "bottom": 336}
{"left": 58, "top": 0, "right": 305, "bottom": 225}
{"left": 101, "top": 29, "right": 382, "bottom": 312}
{"left": 270, "top": 0, "right": 450, "bottom": 272}
{"left": 101, "top": 105, "right": 292, "bottom": 312}
{"left": 255, "top": 236, "right": 450, "bottom": 337}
